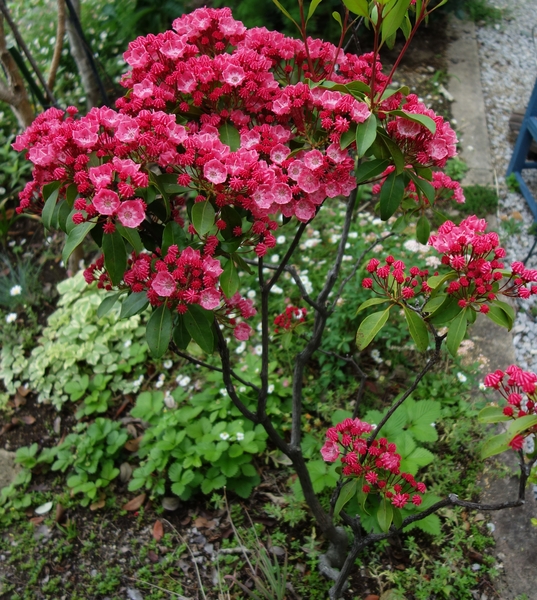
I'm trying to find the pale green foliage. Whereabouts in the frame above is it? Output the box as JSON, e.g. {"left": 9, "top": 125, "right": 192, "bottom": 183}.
{"left": 0, "top": 272, "right": 148, "bottom": 410}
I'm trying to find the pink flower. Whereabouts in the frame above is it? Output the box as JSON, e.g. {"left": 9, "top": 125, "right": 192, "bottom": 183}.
{"left": 203, "top": 256, "right": 224, "bottom": 278}
{"left": 294, "top": 199, "right": 316, "bottom": 222}
{"left": 151, "top": 272, "right": 176, "bottom": 297}
{"left": 199, "top": 288, "right": 221, "bottom": 310}
{"left": 222, "top": 63, "right": 246, "bottom": 86}
{"left": 204, "top": 159, "right": 228, "bottom": 184}
{"left": 117, "top": 200, "right": 145, "bottom": 228}
{"left": 93, "top": 189, "right": 120, "bottom": 215}
{"left": 321, "top": 440, "right": 340, "bottom": 462}
{"left": 234, "top": 322, "right": 252, "bottom": 341}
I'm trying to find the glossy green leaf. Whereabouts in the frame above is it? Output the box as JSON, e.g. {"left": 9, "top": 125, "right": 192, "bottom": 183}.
{"left": 416, "top": 215, "right": 430, "bottom": 244}
{"left": 162, "top": 221, "right": 187, "bottom": 253}
{"left": 340, "top": 124, "right": 357, "bottom": 150}
{"left": 411, "top": 175, "right": 435, "bottom": 204}
{"left": 356, "top": 307, "right": 391, "bottom": 350}
{"left": 355, "top": 159, "right": 391, "bottom": 184}
{"left": 102, "top": 229, "right": 127, "bottom": 286}
{"left": 507, "top": 414, "right": 537, "bottom": 437}
{"left": 331, "top": 10, "right": 343, "bottom": 26}
{"left": 120, "top": 291, "right": 149, "bottom": 319}
{"left": 173, "top": 317, "right": 191, "bottom": 350}
{"left": 356, "top": 115, "right": 377, "bottom": 158}
{"left": 378, "top": 131, "right": 405, "bottom": 173}
{"left": 381, "top": 0, "right": 411, "bottom": 42}
{"left": 307, "top": 0, "right": 324, "bottom": 21}
{"left": 486, "top": 304, "right": 512, "bottom": 330}
{"left": 41, "top": 181, "right": 62, "bottom": 230}
{"left": 342, "top": 0, "right": 369, "bottom": 17}
{"left": 191, "top": 200, "right": 215, "bottom": 236}
{"left": 428, "top": 296, "right": 463, "bottom": 326}
{"left": 491, "top": 299, "right": 515, "bottom": 329}
{"left": 115, "top": 223, "right": 144, "bottom": 253}
{"left": 379, "top": 172, "right": 405, "bottom": 220}
{"left": 184, "top": 305, "right": 215, "bottom": 354}
{"left": 56, "top": 200, "right": 72, "bottom": 232}
{"left": 390, "top": 109, "right": 436, "bottom": 134}
{"left": 62, "top": 221, "right": 96, "bottom": 264}
{"left": 377, "top": 498, "right": 394, "bottom": 532}
{"left": 97, "top": 292, "right": 122, "bottom": 319}
{"left": 219, "top": 205, "right": 243, "bottom": 240}
{"left": 272, "top": 0, "right": 300, "bottom": 28}
{"left": 218, "top": 122, "right": 240, "bottom": 151}
{"left": 356, "top": 297, "right": 390, "bottom": 315}
{"left": 403, "top": 306, "right": 429, "bottom": 352}
{"left": 220, "top": 258, "right": 239, "bottom": 298}
{"left": 446, "top": 309, "right": 467, "bottom": 356}
{"left": 146, "top": 304, "right": 173, "bottom": 358}
{"left": 481, "top": 432, "right": 511, "bottom": 459}
{"left": 333, "top": 479, "right": 358, "bottom": 519}
{"left": 477, "top": 405, "right": 510, "bottom": 424}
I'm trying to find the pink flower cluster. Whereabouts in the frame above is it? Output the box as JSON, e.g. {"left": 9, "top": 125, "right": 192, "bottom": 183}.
{"left": 273, "top": 305, "right": 308, "bottom": 333}
{"left": 362, "top": 255, "right": 431, "bottom": 302}
{"left": 429, "top": 216, "right": 537, "bottom": 310}
{"left": 322, "top": 418, "right": 425, "bottom": 509}
{"left": 484, "top": 365, "right": 537, "bottom": 450}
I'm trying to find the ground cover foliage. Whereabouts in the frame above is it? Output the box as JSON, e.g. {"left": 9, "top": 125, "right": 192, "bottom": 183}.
{"left": 0, "top": 0, "right": 535, "bottom": 598}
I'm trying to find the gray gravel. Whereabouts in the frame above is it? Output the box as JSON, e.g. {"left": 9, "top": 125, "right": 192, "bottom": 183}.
{"left": 476, "top": 1, "right": 537, "bottom": 371}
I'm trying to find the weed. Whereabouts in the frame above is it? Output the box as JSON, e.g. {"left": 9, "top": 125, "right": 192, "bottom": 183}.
{"left": 506, "top": 172, "right": 521, "bottom": 193}
{"left": 459, "top": 185, "right": 498, "bottom": 217}
{"left": 444, "top": 157, "right": 469, "bottom": 182}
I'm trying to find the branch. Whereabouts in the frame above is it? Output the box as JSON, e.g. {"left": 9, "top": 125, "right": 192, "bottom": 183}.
{"left": 47, "top": 0, "right": 66, "bottom": 90}
{"left": 267, "top": 221, "right": 308, "bottom": 291}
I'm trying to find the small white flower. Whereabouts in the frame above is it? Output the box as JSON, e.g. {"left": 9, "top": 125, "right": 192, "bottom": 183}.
{"left": 486, "top": 522, "right": 495, "bottom": 533}
{"left": 155, "top": 380, "right": 164, "bottom": 388}
{"left": 9, "top": 285, "right": 22, "bottom": 297}
{"left": 236, "top": 432, "right": 244, "bottom": 441}
{"left": 247, "top": 290, "right": 256, "bottom": 299}
{"left": 254, "top": 345, "right": 263, "bottom": 356}
{"left": 457, "top": 372, "right": 467, "bottom": 383}
{"left": 176, "top": 375, "right": 191, "bottom": 387}
{"left": 277, "top": 235, "right": 286, "bottom": 244}
{"left": 239, "top": 386, "right": 246, "bottom": 393}
{"left": 163, "top": 359, "right": 173, "bottom": 370}
{"left": 348, "top": 231, "right": 358, "bottom": 239}
{"left": 271, "top": 285, "right": 284, "bottom": 294}
{"left": 219, "top": 432, "right": 230, "bottom": 441}
{"left": 267, "top": 384, "right": 275, "bottom": 394}
{"left": 329, "top": 234, "right": 341, "bottom": 244}
{"left": 220, "top": 388, "right": 227, "bottom": 396}
{"left": 471, "top": 564, "right": 481, "bottom": 572}
{"left": 235, "top": 342, "right": 246, "bottom": 354}
{"left": 479, "top": 382, "right": 487, "bottom": 391}
{"left": 370, "top": 349, "right": 383, "bottom": 364}
{"left": 270, "top": 254, "right": 280, "bottom": 264}
{"left": 164, "top": 391, "right": 177, "bottom": 409}
{"left": 5, "top": 313, "right": 17, "bottom": 324}
{"left": 425, "top": 255, "right": 441, "bottom": 268}
{"left": 430, "top": 423, "right": 436, "bottom": 428}
{"left": 124, "top": 339, "right": 132, "bottom": 348}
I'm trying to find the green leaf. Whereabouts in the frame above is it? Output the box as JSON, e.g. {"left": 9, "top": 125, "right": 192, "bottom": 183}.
{"left": 184, "top": 305, "right": 215, "bottom": 354}
{"left": 120, "top": 291, "right": 149, "bottom": 319}
{"left": 41, "top": 181, "right": 62, "bottom": 230}
{"left": 62, "top": 221, "right": 96, "bottom": 264}
{"left": 333, "top": 479, "right": 358, "bottom": 518}
{"left": 191, "top": 201, "right": 215, "bottom": 236}
{"left": 162, "top": 221, "right": 187, "bottom": 253}
{"left": 97, "top": 292, "right": 122, "bottom": 319}
{"left": 56, "top": 200, "right": 72, "bottom": 232}
{"left": 486, "top": 304, "right": 512, "bottom": 330}
{"left": 356, "top": 115, "right": 377, "bottom": 158}
{"left": 481, "top": 432, "right": 511, "bottom": 459}
{"left": 403, "top": 307, "right": 429, "bottom": 352}
{"left": 416, "top": 215, "right": 430, "bottom": 244}
{"left": 307, "top": 0, "right": 324, "bottom": 21}
{"left": 390, "top": 109, "right": 436, "bottom": 134}
{"left": 102, "top": 229, "right": 127, "bottom": 286}
{"left": 356, "top": 307, "right": 391, "bottom": 350}
{"left": 342, "top": 0, "right": 369, "bottom": 18}
{"left": 507, "top": 414, "right": 537, "bottom": 437}
{"left": 446, "top": 309, "right": 467, "bottom": 357}
{"left": 356, "top": 297, "right": 390, "bottom": 315}
{"left": 172, "top": 316, "right": 191, "bottom": 350}
{"left": 377, "top": 498, "right": 394, "bottom": 532}
{"left": 478, "top": 406, "right": 510, "bottom": 424}
{"left": 488, "top": 299, "right": 515, "bottom": 330}
{"left": 331, "top": 10, "right": 343, "bottom": 26}
{"left": 272, "top": 0, "right": 300, "bottom": 28}
{"left": 377, "top": 131, "right": 405, "bottom": 174}
{"left": 218, "top": 122, "right": 240, "bottom": 152}
{"left": 355, "top": 158, "right": 391, "bottom": 184}
{"left": 340, "top": 124, "right": 357, "bottom": 150}
{"left": 116, "top": 223, "right": 144, "bottom": 253}
{"left": 146, "top": 304, "right": 173, "bottom": 358}
{"left": 427, "top": 296, "right": 463, "bottom": 326}
{"left": 381, "top": 0, "right": 411, "bottom": 42}
{"left": 379, "top": 172, "right": 405, "bottom": 220}
{"left": 219, "top": 206, "right": 243, "bottom": 240}
{"left": 220, "top": 258, "right": 239, "bottom": 298}
{"left": 412, "top": 176, "right": 435, "bottom": 204}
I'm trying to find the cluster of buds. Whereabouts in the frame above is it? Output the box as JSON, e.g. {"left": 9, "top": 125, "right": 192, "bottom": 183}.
{"left": 273, "top": 305, "right": 308, "bottom": 333}
{"left": 429, "top": 216, "right": 537, "bottom": 312}
{"left": 362, "top": 256, "right": 431, "bottom": 303}
{"left": 484, "top": 365, "right": 537, "bottom": 450}
{"left": 321, "top": 418, "right": 426, "bottom": 509}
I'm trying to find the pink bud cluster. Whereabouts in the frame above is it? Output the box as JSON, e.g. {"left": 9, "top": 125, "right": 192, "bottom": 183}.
{"left": 362, "top": 255, "right": 431, "bottom": 302}
{"left": 321, "top": 418, "right": 425, "bottom": 509}
{"left": 273, "top": 305, "right": 308, "bottom": 333}
{"left": 429, "top": 216, "right": 537, "bottom": 310}
{"left": 484, "top": 365, "right": 537, "bottom": 450}
{"left": 373, "top": 170, "right": 465, "bottom": 206}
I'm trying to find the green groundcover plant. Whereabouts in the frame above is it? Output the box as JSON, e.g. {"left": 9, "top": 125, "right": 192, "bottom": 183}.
{"left": 11, "top": 0, "right": 537, "bottom": 596}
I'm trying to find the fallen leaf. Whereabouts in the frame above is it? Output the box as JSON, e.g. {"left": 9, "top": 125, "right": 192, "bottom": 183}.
{"left": 263, "top": 492, "right": 287, "bottom": 506}
{"left": 148, "top": 549, "right": 159, "bottom": 563}
{"left": 90, "top": 498, "right": 106, "bottom": 510}
{"left": 53, "top": 417, "right": 61, "bottom": 435}
{"left": 124, "top": 436, "right": 143, "bottom": 452}
{"left": 29, "top": 516, "right": 45, "bottom": 525}
{"left": 152, "top": 519, "right": 164, "bottom": 541}
{"left": 122, "top": 493, "right": 146, "bottom": 511}
{"left": 194, "top": 516, "right": 216, "bottom": 529}
{"left": 13, "top": 393, "right": 27, "bottom": 407}
{"left": 54, "top": 504, "right": 66, "bottom": 523}
{"left": 119, "top": 462, "right": 133, "bottom": 483}
{"left": 17, "top": 386, "right": 30, "bottom": 397}
{"left": 20, "top": 415, "right": 36, "bottom": 425}
{"left": 114, "top": 397, "right": 131, "bottom": 419}
{"left": 35, "top": 501, "right": 53, "bottom": 515}
{"left": 162, "top": 497, "right": 180, "bottom": 511}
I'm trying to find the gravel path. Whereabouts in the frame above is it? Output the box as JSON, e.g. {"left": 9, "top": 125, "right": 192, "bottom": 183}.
{"left": 476, "top": 0, "right": 537, "bottom": 371}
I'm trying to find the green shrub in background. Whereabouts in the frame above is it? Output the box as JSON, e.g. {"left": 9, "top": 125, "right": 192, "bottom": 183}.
{"left": 0, "top": 272, "right": 149, "bottom": 410}
{"left": 459, "top": 185, "right": 498, "bottom": 217}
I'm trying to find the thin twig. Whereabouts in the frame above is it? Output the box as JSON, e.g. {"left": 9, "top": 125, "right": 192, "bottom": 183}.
{"left": 124, "top": 575, "right": 191, "bottom": 600}
{"left": 48, "top": 0, "right": 65, "bottom": 90}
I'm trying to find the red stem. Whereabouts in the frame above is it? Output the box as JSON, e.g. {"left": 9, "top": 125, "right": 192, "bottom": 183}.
{"left": 298, "top": 0, "right": 314, "bottom": 75}
{"left": 325, "top": 8, "right": 350, "bottom": 82}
